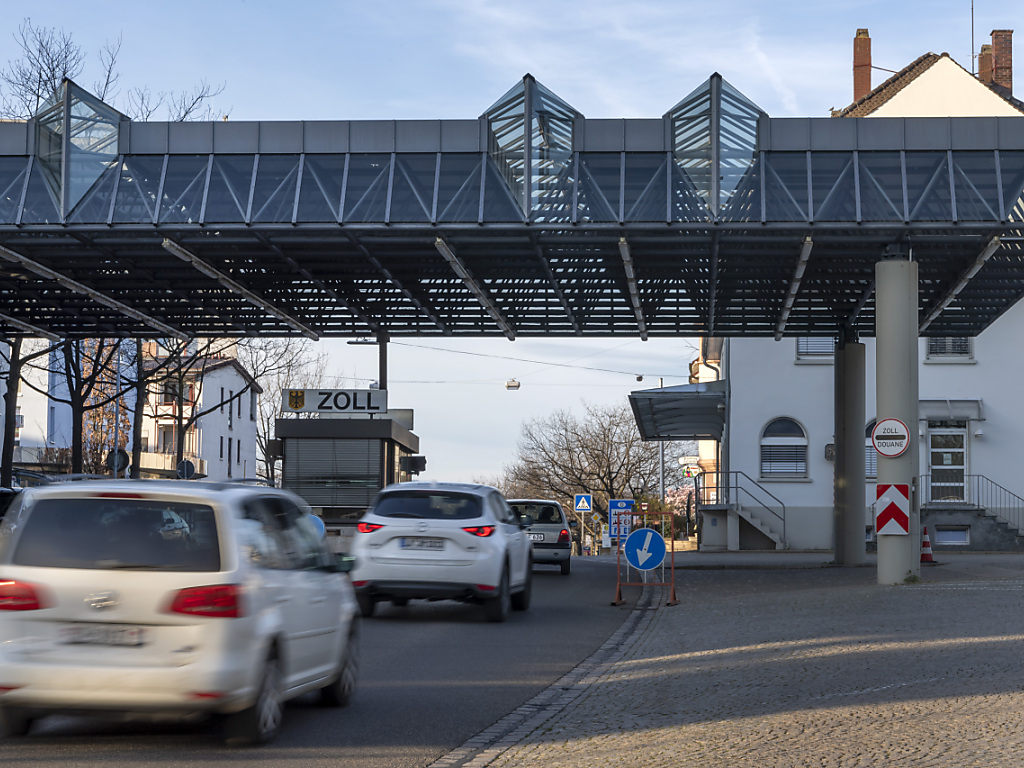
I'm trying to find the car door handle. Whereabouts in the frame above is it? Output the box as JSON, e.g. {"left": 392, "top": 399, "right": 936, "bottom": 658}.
{"left": 275, "top": 595, "right": 291, "bottom": 604}
{"left": 310, "top": 596, "right": 327, "bottom": 604}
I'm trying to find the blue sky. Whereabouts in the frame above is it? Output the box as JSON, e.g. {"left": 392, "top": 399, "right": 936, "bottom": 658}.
{"left": 4, "top": 1, "right": 1019, "bottom": 481}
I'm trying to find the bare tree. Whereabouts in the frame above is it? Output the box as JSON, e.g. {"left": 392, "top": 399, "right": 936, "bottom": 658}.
{"left": 238, "top": 338, "right": 334, "bottom": 485}
{"left": 501, "top": 401, "right": 693, "bottom": 520}
{"left": 0, "top": 337, "right": 62, "bottom": 485}
{"left": 1, "top": 17, "right": 225, "bottom": 121}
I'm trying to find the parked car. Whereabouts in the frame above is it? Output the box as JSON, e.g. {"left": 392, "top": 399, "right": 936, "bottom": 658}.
{"left": 349, "top": 482, "right": 533, "bottom": 622}
{"left": 508, "top": 499, "right": 576, "bottom": 575}
{"left": 0, "top": 480, "right": 359, "bottom": 746}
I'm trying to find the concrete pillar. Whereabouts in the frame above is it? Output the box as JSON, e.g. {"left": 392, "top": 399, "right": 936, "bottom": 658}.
{"left": 875, "top": 258, "right": 920, "bottom": 584}
{"left": 834, "top": 339, "right": 866, "bottom": 565}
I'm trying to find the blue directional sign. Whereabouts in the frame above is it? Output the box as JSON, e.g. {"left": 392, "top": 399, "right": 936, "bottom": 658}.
{"left": 623, "top": 528, "right": 666, "bottom": 571}
{"left": 574, "top": 494, "right": 593, "bottom": 514}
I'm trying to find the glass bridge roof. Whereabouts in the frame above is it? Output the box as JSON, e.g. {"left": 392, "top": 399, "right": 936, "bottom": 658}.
{"left": 0, "top": 75, "right": 1022, "bottom": 341}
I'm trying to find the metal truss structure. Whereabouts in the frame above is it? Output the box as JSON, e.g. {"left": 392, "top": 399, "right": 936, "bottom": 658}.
{"left": 0, "top": 76, "right": 1023, "bottom": 341}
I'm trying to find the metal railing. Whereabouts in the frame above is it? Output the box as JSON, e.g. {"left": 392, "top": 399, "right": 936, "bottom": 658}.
{"left": 918, "top": 474, "right": 1024, "bottom": 533}
{"left": 695, "top": 470, "right": 787, "bottom": 544}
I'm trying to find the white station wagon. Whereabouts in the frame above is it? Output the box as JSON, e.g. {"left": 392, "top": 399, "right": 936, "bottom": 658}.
{"left": 0, "top": 480, "right": 359, "bottom": 745}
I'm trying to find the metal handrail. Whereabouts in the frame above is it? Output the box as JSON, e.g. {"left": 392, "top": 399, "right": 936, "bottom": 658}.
{"left": 695, "top": 470, "right": 787, "bottom": 543}
{"left": 918, "top": 474, "right": 1024, "bottom": 532}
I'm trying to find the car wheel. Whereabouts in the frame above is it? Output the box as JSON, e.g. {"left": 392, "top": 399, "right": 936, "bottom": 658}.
{"left": 320, "top": 621, "right": 359, "bottom": 707}
{"left": 390, "top": 597, "right": 409, "bottom": 607}
{"left": 484, "top": 566, "right": 510, "bottom": 622}
{"left": 225, "top": 654, "right": 284, "bottom": 746}
{"left": 356, "top": 593, "right": 376, "bottom": 618}
{"left": 0, "top": 706, "right": 35, "bottom": 738}
{"left": 560, "top": 558, "right": 571, "bottom": 576}
{"left": 511, "top": 559, "right": 532, "bottom": 611}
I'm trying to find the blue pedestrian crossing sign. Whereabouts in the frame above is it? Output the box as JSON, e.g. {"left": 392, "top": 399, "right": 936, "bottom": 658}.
{"left": 623, "top": 528, "right": 666, "bottom": 571}
{"left": 574, "top": 494, "right": 593, "bottom": 514}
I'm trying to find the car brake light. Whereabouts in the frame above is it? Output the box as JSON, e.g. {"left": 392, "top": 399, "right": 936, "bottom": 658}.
{"left": 357, "top": 522, "right": 384, "bottom": 533}
{"left": 94, "top": 492, "right": 145, "bottom": 499}
{"left": 351, "top": 580, "right": 368, "bottom": 588}
{"left": 557, "top": 529, "right": 571, "bottom": 544}
{"left": 462, "top": 526, "right": 496, "bottom": 537}
{"left": 476, "top": 584, "right": 496, "bottom": 591}
{"left": 0, "top": 579, "right": 47, "bottom": 611}
{"left": 167, "top": 584, "right": 245, "bottom": 618}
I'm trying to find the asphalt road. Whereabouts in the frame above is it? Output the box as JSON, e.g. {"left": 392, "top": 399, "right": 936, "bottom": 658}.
{"left": 0, "top": 556, "right": 636, "bottom": 768}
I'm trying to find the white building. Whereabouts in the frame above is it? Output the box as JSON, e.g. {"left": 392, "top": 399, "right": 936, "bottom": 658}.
{"left": 694, "top": 29, "right": 1024, "bottom": 552}
{"left": 6, "top": 340, "right": 260, "bottom": 482}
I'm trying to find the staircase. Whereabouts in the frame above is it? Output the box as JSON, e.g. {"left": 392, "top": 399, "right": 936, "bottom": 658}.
{"left": 695, "top": 471, "right": 787, "bottom": 549}
{"left": 918, "top": 474, "right": 1024, "bottom": 551}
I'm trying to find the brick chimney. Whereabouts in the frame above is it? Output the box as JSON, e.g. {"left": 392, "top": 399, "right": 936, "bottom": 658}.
{"left": 978, "top": 44, "right": 994, "bottom": 83}
{"left": 854, "top": 29, "right": 872, "bottom": 101}
{"left": 991, "top": 29, "right": 1013, "bottom": 94}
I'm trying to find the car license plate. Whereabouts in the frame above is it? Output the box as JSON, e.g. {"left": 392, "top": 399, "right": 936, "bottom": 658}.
{"left": 59, "top": 623, "right": 147, "bottom": 647}
{"left": 400, "top": 537, "right": 444, "bottom": 550}
{"left": 528, "top": 533, "right": 544, "bottom": 541}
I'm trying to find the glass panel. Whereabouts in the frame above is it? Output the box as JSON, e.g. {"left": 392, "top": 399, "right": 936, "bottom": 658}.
{"left": 112, "top": 155, "right": 164, "bottom": 223}
{"left": 927, "top": 337, "right": 972, "bottom": 357}
{"left": 344, "top": 153, "right": 390, "bottom": 222}
{"left": 435, "top": 154, "right": 482, "bottom": 223}
{"left": 20, "top": 161, "right": 60, "bottom": 224}
{"left": 65, "top": 85, "right": 121, "bottom": 215}
{"left": 250, "top": 155, "right": 300, "bottom": 223}
{"left": 485, "top": 81, "right": 526, "bottom": 211}
{"left": 670, "top": 160, "right": 709, "bottom": 222}
{"left": 389, "top": 154, "right": 436, "bottom": 223}
{"left": 905, "top": 151, "right": 951, "bottom": 221}
{"left": 760, "top": 445, "right": 807, "bottom": 475}
{"left": 798, "top": 337, "right": 835, "bottom": 356}
{"left": 669, "top": 80, "right": 712, "bottom": 208}
{"left": 577, "top": 153, "right": 620, "bottom": 222}
{"left": 951, "top": 151, "right": 1000, "bottom": 221}
{"left": 204, "top": 155, "right": 254, "bottom": 222}
{"left": 930, "top": 434, "right": 964, "bottom": 449}
{"left": 34, "top": 97, "right": 63, "bottom": 205}
{"left": 0, "top": 158, "right": 28, "bottom": 224}
{"left": 1000, "top": 150, "right": 1024, "bottom": 222}
{"left": 623, "top": 154, "right": 667, "bottom": 222}
{"left": 482, "top": 157, "right": 525, "bottom": 222}
{"left": 858, "top": 152, "right": 904, "bottom": 221}
{"left": 67, "top": 163, "right": 117, "bottom": 223}
{"left": 722, "top": 154, "right": 761, "bottom": 223}
{"left": 763, "top": 153, "right": 808, "bottom": 221}
{"left": 296, "top": 154, "right": 344, "bottom": 222}
{"left": 930, "top": 451, "right": 964, "bottom": 467}
{"left": 932, "top": 468, "right": 965, "bottom": 484}
{"left": 811, "top": 152, "right": 856, "bottom": 221}
{"left": 764, "top": 418, "right": 804, "bottom": 438}
{"left": 159, "top": 155, "right": 208, "bottom": 224}
{"left": 718, "top": 79, "right": 761, "bottom": 211}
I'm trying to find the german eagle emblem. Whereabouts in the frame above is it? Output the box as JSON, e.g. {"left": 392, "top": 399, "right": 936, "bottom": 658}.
{"left": 288, "top": 390, "right": 305, "bottom": 410}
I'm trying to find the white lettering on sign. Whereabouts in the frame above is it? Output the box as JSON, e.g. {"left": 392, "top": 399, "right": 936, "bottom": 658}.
{"left": 282, "top": 389, "right": 387, "bottom": 414}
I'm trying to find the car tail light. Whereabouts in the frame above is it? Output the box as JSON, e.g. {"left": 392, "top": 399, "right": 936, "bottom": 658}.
{"left": 0, "top": 579, "right": 47, "bottom": 611}
{"left": 167, "top": 584, "right": 245, "bottom": 618}
{"left": 476, "top": 584, "right": 496, "bottom": 592}
{"left": 351, "top": 580, "right": 368, "bottom": 588}
{"left": 357, "top": 522, "right": 384, "bottom": 533}
{"left": 557, "top": 529, "right": 571, "bottom": 544}
{"left": 462, "top": 526, "right": 496, "bottom": 537}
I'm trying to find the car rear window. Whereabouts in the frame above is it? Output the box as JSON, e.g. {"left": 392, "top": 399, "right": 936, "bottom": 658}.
{"left": 11, "top": 497, "right": 220, "bottom": 571}
{"left": 371, "top": 491, "right": 482, "bottom": 520}
{"left": 510, "top": 503, "right": 564, "bottom": 525}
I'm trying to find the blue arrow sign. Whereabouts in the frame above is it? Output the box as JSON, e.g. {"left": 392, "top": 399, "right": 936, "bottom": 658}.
{"left": 623, "top": 528, "right": 666, "bottom": 571}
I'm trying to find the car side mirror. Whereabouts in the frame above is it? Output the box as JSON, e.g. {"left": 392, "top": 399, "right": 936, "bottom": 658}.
{"left": 335, "top": 554, "right": 356, "bottom": 573}
{"left": 519, "top": 514, "right": 534, "bottom": 528}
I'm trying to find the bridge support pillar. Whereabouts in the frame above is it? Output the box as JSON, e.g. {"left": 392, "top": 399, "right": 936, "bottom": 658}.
{"left": 834, "top": 336, "right": 866, "bottom": 565}
{"left": 875, "top": 257, "right": 920, "bottom": 585}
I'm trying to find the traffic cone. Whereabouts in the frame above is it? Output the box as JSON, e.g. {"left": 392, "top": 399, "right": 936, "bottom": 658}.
{"left": 920, "top": 526, "right": 936, "bottom": 564}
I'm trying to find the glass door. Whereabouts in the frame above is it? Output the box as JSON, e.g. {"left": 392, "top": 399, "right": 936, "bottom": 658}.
{"left": 927, "top": 421, "right": 968, "bottom": 503}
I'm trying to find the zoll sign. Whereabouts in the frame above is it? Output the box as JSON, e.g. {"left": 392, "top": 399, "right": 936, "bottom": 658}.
{"left": 282, "top": 389, "right": 387, "bottom": 414}
{"left": 872, "top": 417, "right": 910, "bottom": 458}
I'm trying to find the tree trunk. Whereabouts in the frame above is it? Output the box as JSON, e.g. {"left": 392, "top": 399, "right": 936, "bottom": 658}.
{"left": 1, "top": 339, "right": 23, "bottom": 487}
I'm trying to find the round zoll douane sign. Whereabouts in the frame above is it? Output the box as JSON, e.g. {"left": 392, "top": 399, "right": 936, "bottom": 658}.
{"left": 872, "top": 418, "right": 910, "bottom": 458}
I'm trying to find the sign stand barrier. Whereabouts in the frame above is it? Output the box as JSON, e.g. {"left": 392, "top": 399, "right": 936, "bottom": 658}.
{"left": 612, "top": 509, "right": 678, "bottom": 607}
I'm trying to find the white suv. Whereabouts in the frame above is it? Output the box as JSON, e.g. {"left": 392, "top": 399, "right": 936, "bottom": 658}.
{"left": 0, "top": 480, "right": 359, "bottom": 746}
{"left": 349, "top": 482, "right": 533, "bottom": 622}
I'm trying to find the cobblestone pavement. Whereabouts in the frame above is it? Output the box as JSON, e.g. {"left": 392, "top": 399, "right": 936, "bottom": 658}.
{"left": 432, "top": 553, "right": 1024, "bottom": 768}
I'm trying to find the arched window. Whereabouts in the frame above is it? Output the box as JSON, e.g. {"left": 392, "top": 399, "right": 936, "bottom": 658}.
{"left": 760, "top": 418, "right": 808, "bottom": 477}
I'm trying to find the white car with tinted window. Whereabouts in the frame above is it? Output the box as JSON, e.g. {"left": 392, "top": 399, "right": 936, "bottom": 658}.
{"left": 349, "top": 482, "right": 533, "bottom": 622}
{"left": 0, "top": 480, "right": 359, "bottom": 746}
